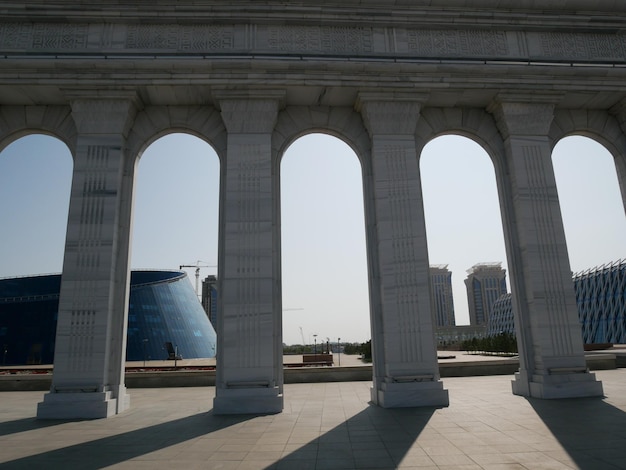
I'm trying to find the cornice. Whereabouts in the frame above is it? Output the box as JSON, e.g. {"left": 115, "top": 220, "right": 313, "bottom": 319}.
{"left": 1, "top": 2, "right": 625, "bottom": 31}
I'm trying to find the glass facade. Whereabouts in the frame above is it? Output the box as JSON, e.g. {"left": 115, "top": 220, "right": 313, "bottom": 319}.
{"left": 486, "top": 293, "right": 514, "bottom": 337}
{"left": 487, "top": 259, "right": 626, "bottom": 344}
{"left": 575, "top": 259, "right": 626, "bottom": 344}
{"left": 0, "top": 270, "right": 217, "bottom": 365}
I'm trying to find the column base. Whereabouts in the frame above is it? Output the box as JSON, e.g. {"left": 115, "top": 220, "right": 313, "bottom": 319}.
{"left": 512, "top": 370, "right": 604, "bottom": 399}
{"left": 372, "top": 379, "right": 449, "bottom": 408}
{"left": 213, "top": 386, "right": 283, "bottom": 415}
{"left": 37, "top": 387, "right": 130, "bottom": 419}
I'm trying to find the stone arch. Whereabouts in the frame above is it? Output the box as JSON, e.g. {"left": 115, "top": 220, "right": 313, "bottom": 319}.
{"left": 0, "top": 105, "right": 77, "bottom": 155}
{"left": 550, "top": 109, "right": 626, "bottom": 211}
{"left": 415, "top": 107, "right": 505, "bottom": 168}
{"left": 273, "top": 106, "right": 375, "bottom": 379}
{"left": 126, "top": 105, "right": 227, "bottom": 165}
{"left": 415, "top": 107, "right": 513, "bottom": 259}
{"left": 415, "top": 106, "right": 523, "bottom": 350}
{"left": 273, "top": 106, "right": 371, "bottom": 166}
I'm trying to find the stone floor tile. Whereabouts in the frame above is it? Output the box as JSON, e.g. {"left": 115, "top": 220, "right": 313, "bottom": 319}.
{"left": 314, "top": 458, "right": 355, "bottom": 469}
{"left": 429, "top": 453, "right": 477, "bottom": 466}
{"left": 1, "top": 371, "right": 626, "bottom": 469}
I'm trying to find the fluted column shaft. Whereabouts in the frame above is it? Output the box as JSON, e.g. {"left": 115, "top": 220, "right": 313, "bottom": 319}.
{"left": 213, "top": 92, "right": 284, "bottom": 414}
{"left": 37, "top": 93, "right": 138, "bottom": 418}
{"left": 490, "top": 96, "right": 603, "bottom": 398}
{"left": 358, "top": 93, "right": 448, "bottom": 408}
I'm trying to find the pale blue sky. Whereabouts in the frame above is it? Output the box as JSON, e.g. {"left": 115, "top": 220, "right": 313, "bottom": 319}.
{"left": 1, "top": 132, "right": 624, "bottom": 345}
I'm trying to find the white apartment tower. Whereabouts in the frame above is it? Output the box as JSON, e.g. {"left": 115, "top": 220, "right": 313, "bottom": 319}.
{"left": 465, "top": 263, "right": 508, "bottom": 326}
{"left": 430, "top": 265, "right": 456, "bottom": 327}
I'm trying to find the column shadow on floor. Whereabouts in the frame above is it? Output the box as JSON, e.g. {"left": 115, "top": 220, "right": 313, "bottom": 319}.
{"left": 0, "top": 417, "right": 60, "bottom": 437}
{"left": 527, "top": 396, "right": 626, "bottom": 470}
{"left": 0, "top": 411, "right": 254, "bottom": 469}
{"left": 267, "top": 404, "right": 437, "bottom": 470}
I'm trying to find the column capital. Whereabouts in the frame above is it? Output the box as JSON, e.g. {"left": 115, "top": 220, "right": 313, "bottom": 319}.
{"left": 63, "top": 90, "right": 140, "bottom": 136}
{"left": 488, "top": 93, "right": 562, "bottom": 138}
{"left": 214, "top": 89, "right": 285, "bottom": 134}
{"left": 356, "top": 92, "right": 427, "bottom": 136}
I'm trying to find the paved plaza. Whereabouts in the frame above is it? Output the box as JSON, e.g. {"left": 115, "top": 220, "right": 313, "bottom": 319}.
{"left": 1, "top": 370, "right": 625, "bottom": 469}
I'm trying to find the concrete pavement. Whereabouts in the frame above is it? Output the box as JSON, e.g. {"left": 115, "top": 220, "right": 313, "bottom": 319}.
{"left": 1, "top": 370, "right": 626, "bottom": 469}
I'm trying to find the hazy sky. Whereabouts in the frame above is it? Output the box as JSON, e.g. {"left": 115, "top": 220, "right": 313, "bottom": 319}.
{"left": 1, "top": 132, "right": 624, "bottom": 345}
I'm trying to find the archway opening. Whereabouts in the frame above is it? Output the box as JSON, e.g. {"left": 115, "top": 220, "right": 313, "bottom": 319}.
{"left": 420, "top": 135, "right": 510, "bottom": 347}
{"left": 553, "top": 135, "right": 626, "bottom": 346}
{"left": 553, "top": 136, "right": 626, "bottom": 270}
{"left": 130, "top": 133, "right": 220, "bottom": 361}
{"left": 0, "top": 134, "right": 73, "bottom": 278}
{"left": 280, "top": 133, "right": 370, "bottom": 360}
{"left": 0, "top": 134, "right": 73, "bottom": 365}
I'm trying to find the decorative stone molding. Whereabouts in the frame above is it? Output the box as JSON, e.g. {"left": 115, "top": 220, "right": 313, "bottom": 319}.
{"left": 488, "top": 95, "right": 562, "bottom": 138}
{"left": 65, "top": 91, "right": 140, "bottom": 136}
{"left": 1, "top": 21, "right": 626, "bottom": 64}
{"left": 357, "top": 93, "right": 426, "bottom": 136}
{"left": 216, "top": 90, "right": 285, "bottom": 134}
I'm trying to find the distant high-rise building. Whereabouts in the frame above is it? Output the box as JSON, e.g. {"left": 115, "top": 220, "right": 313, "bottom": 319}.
{"left": 201, "top": 275, "right": 218, "bottom": 330}
{"left": 429, "top": 265, "right": 456, "bottom": 327}
{"left": 465, "top": 263, "right": 507, "bottom": 326}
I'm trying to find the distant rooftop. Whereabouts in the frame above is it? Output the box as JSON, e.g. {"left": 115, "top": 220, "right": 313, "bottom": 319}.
{"left": 466, "top": 262, "right": 503, "bottom": 274}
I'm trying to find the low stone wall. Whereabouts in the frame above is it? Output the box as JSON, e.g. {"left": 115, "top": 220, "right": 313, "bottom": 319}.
{"left": 0, "top": 354, "right": 616, "bottom": 391}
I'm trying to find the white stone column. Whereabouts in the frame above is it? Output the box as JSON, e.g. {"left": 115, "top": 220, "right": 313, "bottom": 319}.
{"left": 37, "top": 93, "right": 138, "bottom": 419}
{"left": 357, "top": 93, "right": 448, "bottom": 408}
{"left": 490, "top": 96, "right": 603, "bottom": 399}
{"left": 609, "top": 101, "right": 626, "bottom": 213}
{"left": 213, "top": 92, "right": 284, "bottom": 414}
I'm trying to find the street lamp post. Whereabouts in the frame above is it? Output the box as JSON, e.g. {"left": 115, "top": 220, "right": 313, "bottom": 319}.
{"left": 142, "top": 338, "right": 149, "bottom": 367}
{"left": 338, "top": 338, "right": 341, "bottom": 366}
{"left": 313, "top": 334, "right": 317, "bottom": 359}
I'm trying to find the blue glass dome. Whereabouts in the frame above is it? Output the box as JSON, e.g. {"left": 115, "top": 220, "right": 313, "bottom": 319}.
{"left": 0, "top": 271, "right": 217, "bottom": 365}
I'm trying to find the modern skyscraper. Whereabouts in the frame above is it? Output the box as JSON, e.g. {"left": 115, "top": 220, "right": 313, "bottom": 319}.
{"left": 430, "top": 265, "right": 456, "bottom": 327}
{"left": 201, "top": 274, "right": 218, "bottom": 330}
{"left": 465, "top": 263, "right": 508, "bottom": 326}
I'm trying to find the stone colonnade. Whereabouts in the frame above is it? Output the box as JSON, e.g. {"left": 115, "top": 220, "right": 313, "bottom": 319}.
{"left": 7, "top": 90, "right": 622, "bottom": 418}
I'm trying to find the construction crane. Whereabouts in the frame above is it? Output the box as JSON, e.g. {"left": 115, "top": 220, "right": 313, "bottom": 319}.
{"left": 179, "top": 260, "right": 216, "bottom": 297}
{"left": 299, "top": 326, "right": 306, "bottom": 345}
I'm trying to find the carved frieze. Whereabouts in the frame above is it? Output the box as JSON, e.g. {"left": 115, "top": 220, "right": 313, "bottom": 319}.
{"left": 537, "top": 32, "right": 622, "bottom": 61}
{"left": 1, "top": 21, "right": 624, "bottom": 64}
{"left": 125, "top": 24, "right": 233, "bottom": 51}
{"left": 0, "top": 22, "right": 88, "bottom": 49}
{"left": 265, "top": 26, "right": 372, "bottom": 54}
{"left": 405, "top": 30, "right": 508, "bottom": 57}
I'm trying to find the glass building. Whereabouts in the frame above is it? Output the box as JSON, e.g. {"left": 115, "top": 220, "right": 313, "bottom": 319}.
{"left": 0, "top": 270, "right": 217, "bottom": 365}
{"left": 486, "top": 293, "right": 514, "bottom": 337}
{"left": 487, "top": 259, "right": 626, "bottom": 344}
{"left": 575, "top": 259, "right": 626, "bottom": 344}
